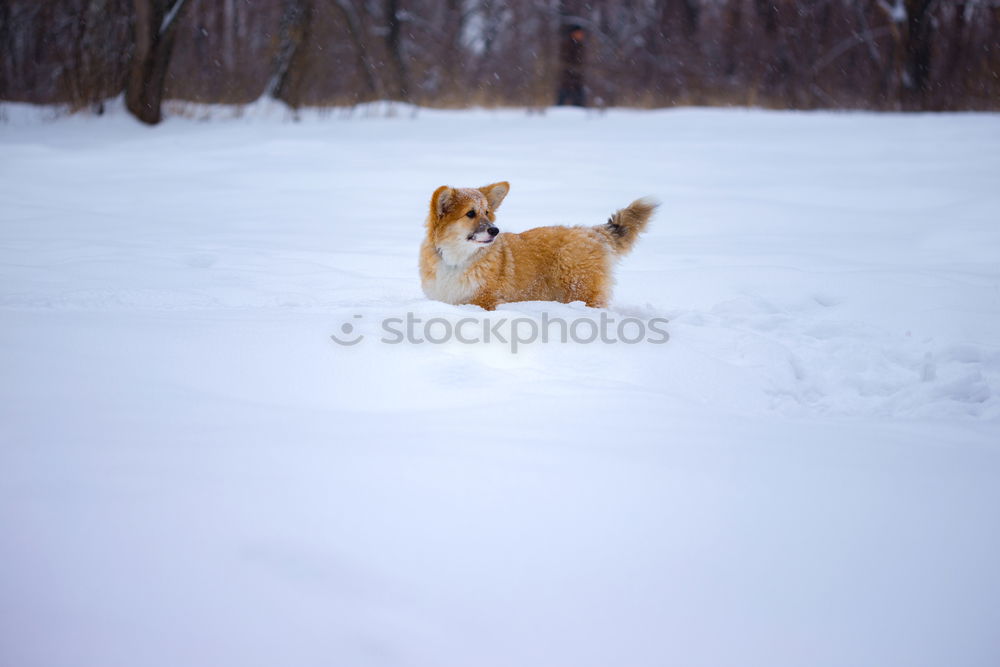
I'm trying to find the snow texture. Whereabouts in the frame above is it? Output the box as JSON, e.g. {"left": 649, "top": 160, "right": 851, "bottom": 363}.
{"left": 1, "top": 101, "right": 999, "bottom": 667}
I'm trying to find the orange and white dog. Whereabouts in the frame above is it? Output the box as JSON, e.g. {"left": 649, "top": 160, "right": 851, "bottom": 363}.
{"left": 419, "top": 181, "right": 657, "bottom": 310}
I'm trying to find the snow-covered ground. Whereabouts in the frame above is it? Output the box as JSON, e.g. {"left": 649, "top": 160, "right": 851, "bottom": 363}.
{"left": 2, "top": 102, "right": 999, "bottom": 667}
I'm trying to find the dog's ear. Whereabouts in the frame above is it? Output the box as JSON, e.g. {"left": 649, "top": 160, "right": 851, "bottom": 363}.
{"left": 478, "top": 181, "right": 510, "bottom": 211}
{"left": 430, "top": 185, "right": 454, "bottom": 219}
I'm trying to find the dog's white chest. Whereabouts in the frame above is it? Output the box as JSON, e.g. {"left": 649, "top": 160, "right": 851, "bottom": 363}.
{"left": 424, "top": 261, "right": 479, "bottom": 305}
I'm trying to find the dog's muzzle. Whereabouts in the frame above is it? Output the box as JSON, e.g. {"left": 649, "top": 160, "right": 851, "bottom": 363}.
{"left": 469, "top": 225, "right": 499, "bottom": 244}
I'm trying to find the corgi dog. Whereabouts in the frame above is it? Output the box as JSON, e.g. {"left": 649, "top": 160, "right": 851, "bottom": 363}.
{"left": 419, "top": 181, "right": 657, "bottom": 310}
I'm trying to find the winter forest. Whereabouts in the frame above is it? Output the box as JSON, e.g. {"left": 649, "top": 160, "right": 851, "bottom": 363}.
{"left": 2, "top": 0, "right": 999, "bottom": 123}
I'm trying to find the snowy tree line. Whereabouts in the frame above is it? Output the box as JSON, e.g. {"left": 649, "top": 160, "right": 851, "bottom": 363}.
{"left": 1, "top": 0, "right": 998, "bottom": 123}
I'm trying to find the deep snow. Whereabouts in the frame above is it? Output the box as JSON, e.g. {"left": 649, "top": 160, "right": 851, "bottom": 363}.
{"left": 1, "top": 102, "right": 999, "bottom": 667}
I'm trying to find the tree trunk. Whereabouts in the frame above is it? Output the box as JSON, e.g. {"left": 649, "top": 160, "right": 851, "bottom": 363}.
{"left": 440, "top": 0, "right": 465, "bottom": 95}
{"left": 878, "top": 0, "right": 938, "bottom": 109}
{"left": 334, "top": 0, "right": 378, "bottom": 100}
{"left": 556, "top": 0, "right": 587, "bottom": 106}
{"left": 902, "top": 0, "right": 936, "bottom": 108}
{"left": 384, "top": 0, "right": 409, "bottom": 101}
{"left": 125, "top": 0, "right": 190, "bottom": 125}
{"left": 268, "top": 0, "right": 311, "bottom": 106}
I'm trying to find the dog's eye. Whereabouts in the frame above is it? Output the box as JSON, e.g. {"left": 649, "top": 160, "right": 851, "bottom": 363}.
{"left": 466, "top": 210, "right": 476, "bottom": 219}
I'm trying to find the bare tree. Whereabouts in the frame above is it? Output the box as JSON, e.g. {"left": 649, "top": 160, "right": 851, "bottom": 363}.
{"left": 125, "top": 0, "right": 193, "bottom": 124}
{"left": 383, "top": 0, "right": 411, "bottom": 101}
{"left": 332, "top": 0, "right": 379, "bottom": 100}
{"left": 268, "top": 0, "right": 312, "bottom": 105}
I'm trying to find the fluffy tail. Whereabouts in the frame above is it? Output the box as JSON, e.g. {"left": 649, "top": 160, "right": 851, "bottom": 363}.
{"left": 598, "top": 197, "right": 658, "bottom": 255}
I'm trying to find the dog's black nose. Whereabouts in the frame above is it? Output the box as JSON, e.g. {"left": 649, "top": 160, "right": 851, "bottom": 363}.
{"left": 487, "top": 227, "right": 499, "bottom": 236}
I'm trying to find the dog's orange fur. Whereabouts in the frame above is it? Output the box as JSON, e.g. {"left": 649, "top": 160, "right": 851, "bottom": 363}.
{"left": 420, "top": 182, "right": 656, "bottom": 310}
